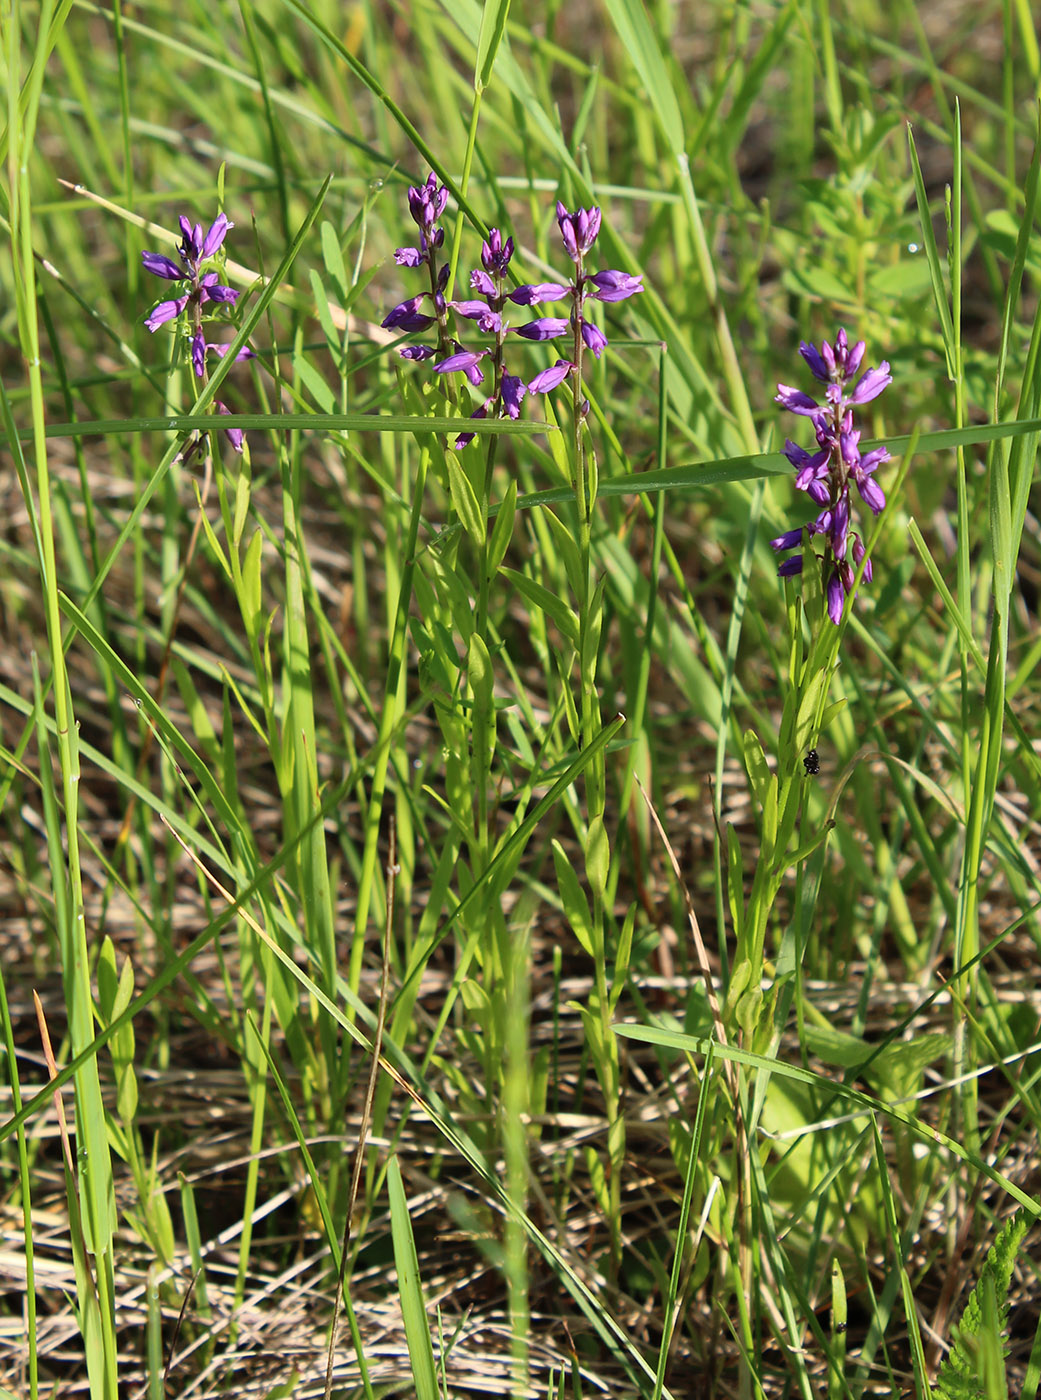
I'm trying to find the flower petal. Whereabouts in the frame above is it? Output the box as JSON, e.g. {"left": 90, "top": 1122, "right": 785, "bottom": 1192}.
{"left": 587, "top": 268, "right": 643, "bottom": 302}
{"left": 514, "top": 317, "right": 570, "bottom": 341}
{"left": 527, "top": 359, "right": 573, "bottom": 393}
{"left": 141, "top": 251, "right": 184, "bottom": 280}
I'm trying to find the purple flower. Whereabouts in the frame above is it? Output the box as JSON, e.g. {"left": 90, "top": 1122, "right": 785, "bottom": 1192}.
{"left": 452, "top": 300, "right": 502, "bottom": 334}
{"left": 771, "top": 526, "right": 807, "bottom": 551}
{"left": 141, "top": 251, "right": 184, "bottom": 281}
{"left": 408, "top": 172, "right": 449, "bottom": 234}
{"left": 142, "top": 210, "right": 240, "bottom": 336}
{"left": 507, "top": 282, "right": 570, "bottom": 306}
{"left": 556, "top": 202, "right": 601, "bottom": 260}
{"left": 848, "top": 362, "right": 892, "bottom": 405}
{"left": 216, "top": 401, "right": 244, "bottom": 454}
{"left": 528, "top": 360, "right": 573, "bottom": 394}
{"left": 772, "top": 328, "right": 893, "bottom": 623}
{"left": 454, "top": 402, "right": 488, "bottom": 450}
{"left": 775, "top": 385, "right": 823, "bottom": 416}
{"left": 144, "top": 295, "right": 189, "bottom": 332}
{"left": 141, "top": 212, "right": 255, "bottom": 454}
{"left": 399, "top": 344, "right": 437, "bottom": 361}
{"left": 200, "top": 213, "right": 233, "bottom": 259}
{"left": 501, "top": 374, "right": 527, "bottom": 417}
{"left": 207, "top": 342, "right": 256, "bottom": 363}
{"left": 587, "top": 269, "right": 643, "bottom": 303}
{"left": 382, "top": 295, "right": 436, "bottom": 333}
{"left": 582, "top": 322, "right": 608, "bottom": 358}
{"left": 514, "top": 317, "right": 570, "bottom": 341}
{"left": 199, "top": 271, "right": 238, "bottom": 305}
{"left": 826, "top": 571, "right": 846, "bottom": 624}
{"left": 481, "top": 229, "right": 514, "bottom": 275}
{"left": 434, "top": 347, "right": 488, "bottom": 386}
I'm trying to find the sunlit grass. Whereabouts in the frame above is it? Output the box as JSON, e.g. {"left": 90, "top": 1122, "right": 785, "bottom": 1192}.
{"left": 3, "top": 1, "right": 1041, "bottom": 1398}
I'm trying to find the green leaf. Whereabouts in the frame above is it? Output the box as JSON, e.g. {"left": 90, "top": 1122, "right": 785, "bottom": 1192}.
{"left": 907, "top": 123, "right": 956, "bottom": 378}
{"left": 387, "top": 1156, "right": 440, "bottom": 1400}
{"left": 486, "top": 477, "right": 516, "bottom": 575}
{"left": 241, "top": 527, "right": 264, "bottom": 644}
{"left": 601, "top": 0, "right": 684, "bottom": 156}
{"left": 319, "top": 219, "right": 347, "bottom": 300}
{"left": 474, "top": 0, "right": 511, "bottom": 92}
{"left": 553, "top": 839, "right": 594, "bottom": 956}
{"left": 294, "top": 350, "right": 337, "bottom": 414}
{"left": 447, "top": 453, "right": 485, "bottom": 546}
{"left": 500, "top": 567, "right": 579, "bottom": 646}
{"left": 934, "top": 1210, "right": 1028, "bottom": 1400}
{"left": 742, "top": 730, "right": 772, "bottom": 810}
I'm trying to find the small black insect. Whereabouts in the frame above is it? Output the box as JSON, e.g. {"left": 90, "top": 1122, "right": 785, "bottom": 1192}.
{"left": 803, "top": 747, "right": 820, "bottom": 776}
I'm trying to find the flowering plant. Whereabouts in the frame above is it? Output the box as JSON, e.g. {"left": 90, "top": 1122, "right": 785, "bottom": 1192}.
{"left": 771, "top": 329, "right": 891, "bottom": 623}
{"left": 381, "top": 174, "right": 642, "bottom": 444}
{"left": 142, "top": 212, "right": 254, "bottom": 453}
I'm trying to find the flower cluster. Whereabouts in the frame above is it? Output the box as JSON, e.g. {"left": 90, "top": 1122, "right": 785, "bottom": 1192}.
{"left": 142, "top": 213, "right": 253, "bottom": 453}
{"left": 381, "top": 174, "right": 643, "bottom": 444}
{"left": 772, "top": 329, "right": 891, "bottom": 623}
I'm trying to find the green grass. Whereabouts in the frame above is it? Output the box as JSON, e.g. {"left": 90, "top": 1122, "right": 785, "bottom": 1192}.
{"left": 3, "top": 0, "right": 1041, "bottom": 1397}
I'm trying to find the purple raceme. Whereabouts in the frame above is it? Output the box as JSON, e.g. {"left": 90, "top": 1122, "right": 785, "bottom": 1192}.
{"left": 771, "top": 328, "right": 891, "bottom": 623}
{"left": 382, "top": 172, "right": 452, "bottom": 355}
{"left": 382, "top": 179, "right": 643, "bottom": 443}
{"left": 515, "top": 202, "right": 643, "bottom": 398}
{"left": 142, "top": 212, "right": 252, "bottom": 454}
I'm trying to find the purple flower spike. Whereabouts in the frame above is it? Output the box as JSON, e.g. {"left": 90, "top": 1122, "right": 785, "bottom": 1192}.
{"left": 587, "top": 269, "right": 643, "bottom": 303}
{"left": 142, "top": 211, "right": 253, "bottom": 454}
{"left": 772, "top": 327, "right": 893, "bottom": 622}
{"left": 528, "top": 359, "right": 574, "bottom": 394}
{"left": 515, "top": 317, "right": 570, "bottom": 341}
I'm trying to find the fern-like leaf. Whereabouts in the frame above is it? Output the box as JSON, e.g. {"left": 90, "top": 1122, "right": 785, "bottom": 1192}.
{"left": 933, "top": 1209, "right": 1028, "bottom": 1399}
